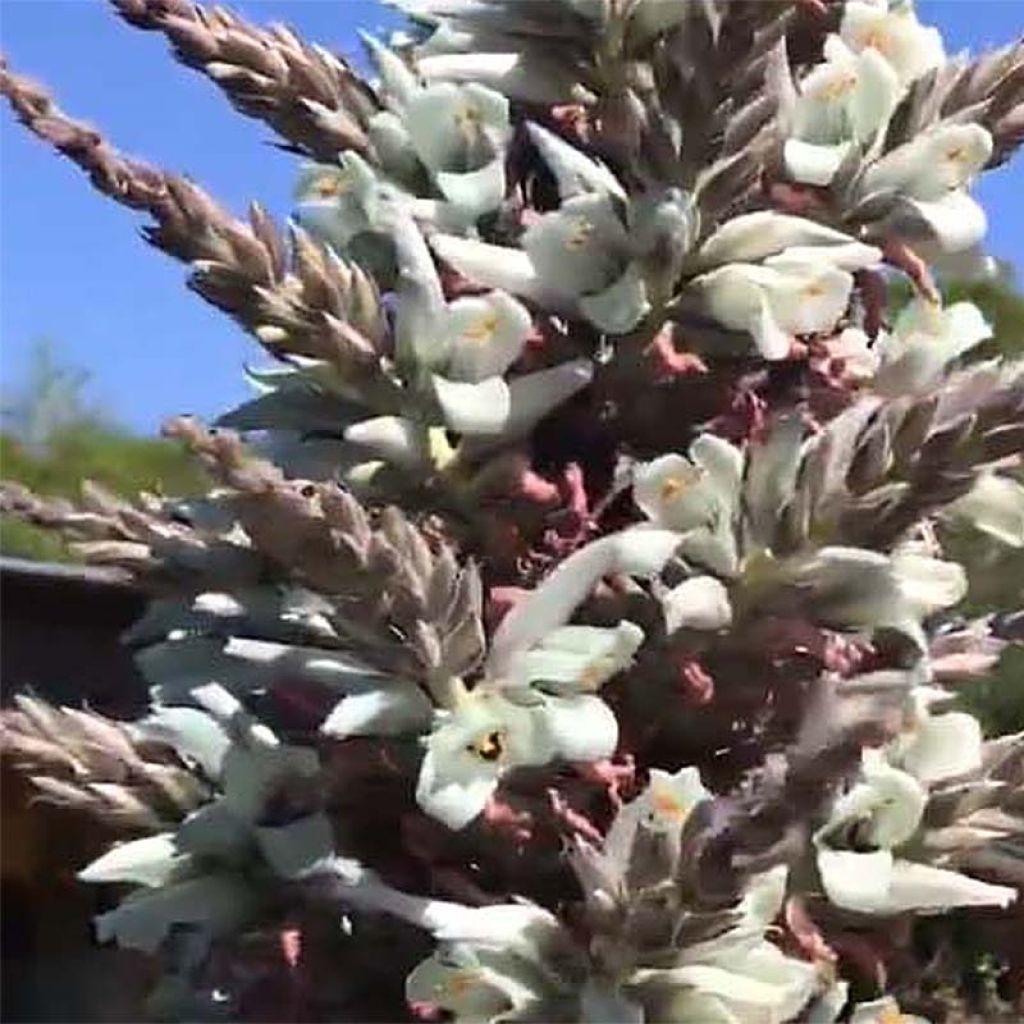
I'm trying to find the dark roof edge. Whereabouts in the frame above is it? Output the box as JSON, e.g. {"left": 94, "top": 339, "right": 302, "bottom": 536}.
{"left": 0, "top": 556, "right": 138, "bottom": 589}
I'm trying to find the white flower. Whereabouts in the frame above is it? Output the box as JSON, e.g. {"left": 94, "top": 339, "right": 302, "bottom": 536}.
{"left": 815, "top": 750, "right": 1017, "bottom": 915}
{"left": 404, "top": 81, "right": 511, "bottom": 217}
{"left": 860, "top": 124, "right": 993, "bottom": 254}
{"left": 839, "top": 0, "right": 945, "bottom": 87}
{"left": 522, "top": 192, "right": 649, "bottom": 334}
{"left": 873, "top": 297, "right": 993, "bottom": 395}
{"left": 631, "top": 867, "right": 821, "bottom": 1023}
{"left": 692, "top": 253, "right": 860, "bottom": 359}
{"left": 604, "top": 765, "right": 711, "bottom": 869}
{"left": 526, "top": 121, "right": 626, "bottom": 201}
{"left": 633, "top": 435, "right": 742, "bottom": 575}
{"left": 487, "top": 527, "right": 680, "bottom": 676}
{"left": 784, "top": 35, "right": 902, "bottom": 186}
{"left": 78, "top": 833, "right": 191, "bottom": 889}
{"left": 415, "top": 686, "right": 618, "bottom": 829}
{"left": 943, "top": 472, "right": 1024, "bottom": 547}
{"left": 294, "top": 153, "right": 391, "bottom": 255}
{"left": 786, "top": 544, "right": 966, "bottom": 649}
{"left": 406, "top": 944, "right": 544, "bottom": 1022}
{"left": 634, "top": 436, "right": 742, "bottom": 533}
{"left": 441, "top": 290, "right": 533, "bottom": 383}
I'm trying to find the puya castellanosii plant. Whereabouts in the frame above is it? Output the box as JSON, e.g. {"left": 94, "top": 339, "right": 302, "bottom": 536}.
{"left": 2, "top": 0, "right": 1024, "bottom": 1020}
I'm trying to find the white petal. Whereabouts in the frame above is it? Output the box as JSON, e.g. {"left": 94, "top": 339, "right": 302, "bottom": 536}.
{"left": 416, "top": 745, "right": 501, "bottom": 830}
{"left": 580, "top": 978, "right": 644, "bottom": 1024}
{"left": 135, "top": 707, "right": 230, "bottom": 780}
{"left": 901, "top": 191, "right": 989, "bottom": 254}
{"left": 900, "top": 711, "right": 982, "bottom": 783}
{"left": 697, "top": 212, "right": 857, "bottom": 267}
{"left": 509, "top": 621, "right": 645, "bottom": 692}
{"left": 634, "top": 453, "right": 714, "bottom": 531}
{"left": 344, "top": 415, "right": 430, "bottom": 468}
{"left": 784, "top": 138, "right": 848, "bottom": 187}
{"left": 642, "top": 766, "right": 710, "bottom": 834}
{"left": 320, "top": 684, "right": 434, "bottom": 738}
{"left": 486, "top": 528, "right": 679, "bottom": 675}
{"left": 662, "top": 575, "right": 733, "bottom": 633}
{"left": 503, "top": 359, "right": 594, "bottom": 439}
{"left": 535, "top": 693, "right": 618, "bottom": 763}
{"left": 885, "top": 858, "right": 1017, "bottom": 912}
{"left": 444, "top": 291, "right": 532, "bottom": 383}
{"left": 526, "top": 122, "right": 626, "bottom": 200}
{"left": 436, "top": 157, "right": 506, "bottom": 218}
{"left": 945, "top": 473, "right": 1024, "bottom": 547}
{"left": 418, "top": 52, "right": 579, "bottom": 104}
{"left": 431, "top": 234, "right": 544, "bottom": 302}
{"left": 817, "top": 848, "right": 895, "bottom": 913}
{"left": 892, "top": 550, "right": 967, "bottom": 617}
{"left": 579, "top": 263, "right": 650, "bottom": 334}
{"left": 360, "top": 33, "right": 420, "bottom": 109}
{"left": 434, "top": 375, "right": 511, "bottom": 435}
{"left": 79, "top": 834, "right": 187, "bottom": 888}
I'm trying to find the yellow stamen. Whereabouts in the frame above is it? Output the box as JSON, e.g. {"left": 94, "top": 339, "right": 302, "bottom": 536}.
{"left": 454, "top": 103, "right": 483, "bottom": 141}
{"left": 578, "top": 657, "right": 613, "bottom": 692}
{"left": 565, "top": 217, "right": 595, "bottom": 251}
{"left": 310, "top": 172, "right": 350, "bottom": 199}
{"left": 945, "top": 146, "right": 967, "bottom": 163}
{"left": 463, "top": 312, "right": 500, "bottom": 345}
{"left": 650, "top": 788, "right": 692, "bottom": 823}
{"left": 818, "top": 71, "right": 858, "bottom": 101}
{"left": 659, "top": 465, "right": 702, "bottom": 502}
{"left": 443, "top": 971, "right": 478, "bottom": 998}
{"left": 878, "top": 1005, "right": 906, "bottom": 1024}
{"left": 468, "top": 729, "right": 506, "bottom": 762}
{"left": 861, "top": 29, "right": 891, "bottom": 55}
{"left": 804, "top": 283, "right": 825, "bottom": 298}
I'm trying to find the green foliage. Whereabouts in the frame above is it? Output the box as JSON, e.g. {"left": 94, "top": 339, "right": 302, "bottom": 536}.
{"left": 1, "top": 341, "right": 205, "bottom": 561}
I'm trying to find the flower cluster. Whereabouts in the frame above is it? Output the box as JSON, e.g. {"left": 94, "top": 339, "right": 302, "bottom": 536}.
{"left": 1, "top": 0, "right": 1023, "bottom": 1021}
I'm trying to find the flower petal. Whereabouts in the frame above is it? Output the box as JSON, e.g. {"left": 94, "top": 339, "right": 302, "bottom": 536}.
{"left": 320, "top": 684, "right": 434, "bottom": 739}
{"left": 579, "top": 263, "right": 650, "bottom": 334}
{"left": 434, "top": 375, "right": 512, "bottom": 435}
{"left": 945, "top": 473, "right": 1024, "bottom": 547}
{"left": 662, "top": 575, "right": 733, "bottom": 633}
{"left": 535, "top": 693, "right": 619, "bottom": 763}
{"left": 899, "top": 711, "right": 982, "bottom": 783}
{"left": 444, "top": 291, "right": 533, "bottom": 383}
{"left": 79, "top": 834, "right": 187, "bottom": 888}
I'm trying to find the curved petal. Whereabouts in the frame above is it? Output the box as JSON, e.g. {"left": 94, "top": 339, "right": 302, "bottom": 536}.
{"left": 884, "top": 858, "right": 1017, "bottom": 912}
{"left": 536, "top": 693, "right": 619, "bottom": 763}
{"left": 523, "top": 194, "right": 629, "bottom": 297}
{"left": 945, "top": 472, "right": 1024, "bottom": 547}
{"left": 784, "top": 138, "right": 849, "bottom": 187}
{"left": 431, "top": 234, "right": 544, "bottom": 302}
{"left": 320, "top": 684, "right": 434, "bottom": 738}
{"left": 79, "top": 834, "right": 187, "bottom": 888}
{"left": 434, "top": 375, "right": 511, "bottom": 435}
{"left": 486, "top": 529, "right": 680, "bottom": 675}
{"left": 662, "top": 575, "right": 733, "bottom": 633}
{"left": 444, "top": 291, "right": 533, "bottom": 383}
{"left": 817, "top": 848, "right": 894, "bottom": 913}
{"left": 900, "top": 711, "right": 982, "bottom": 783}
{"left": 579, "top": 263, "right": 650, "bottom": 334}
{"left": 94, "top": 875, "right": 256, "bottom": 954}
{"left": 697, "top": 212, "right": 856, "bottom": 267}
{"left": 344, "top": 416, "right": 430, "bottom": 468}
{"left": 436, "top": 157, "right": 507, "bottom": 218}
{"left": 526, "top": 121, "right": 625, "bottom": 200}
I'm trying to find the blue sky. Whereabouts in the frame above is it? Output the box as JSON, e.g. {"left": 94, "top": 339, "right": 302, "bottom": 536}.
{"left": 1, "top": 1, "right": 1022, "bottom": 433}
